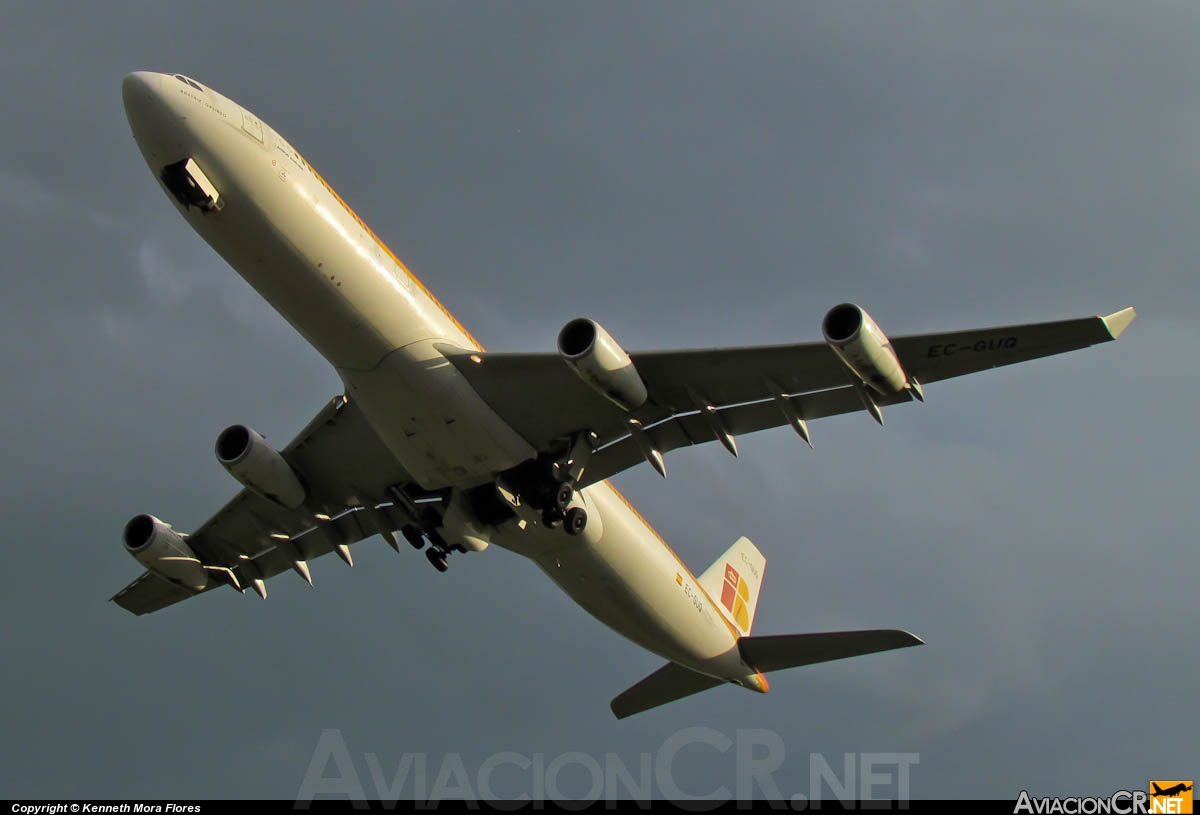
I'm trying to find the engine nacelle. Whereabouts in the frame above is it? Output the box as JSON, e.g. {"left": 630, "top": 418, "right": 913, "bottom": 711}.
{"left": 123, "top": 514, "right": 208, "bottom": 591}
{"left": 215, "top": 424, "right": 306, "bottom": 510}
{"left": 822, "top": 303, "right": 909, "bottom": 394}
{"left": 557, "top": 318, "right": 649, "bottom": 412}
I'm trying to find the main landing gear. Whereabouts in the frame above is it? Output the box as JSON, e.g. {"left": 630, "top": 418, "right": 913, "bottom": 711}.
{"left": 563, "top": 506, "right": 588, "bottom": 536}
{"left": 411, "top": 526, "right": 457, "bottom": 573}
{"left": 424, "top": 527, "right": 458, "bottom": 573}
{"left": 539, "top": 481, "right": 588, "bottom": 536}
{"left": 501, "top": 431, "right": 597, "bottom": 538}
{"left": 390, "top": 486, "right": 460, "bottom": 574}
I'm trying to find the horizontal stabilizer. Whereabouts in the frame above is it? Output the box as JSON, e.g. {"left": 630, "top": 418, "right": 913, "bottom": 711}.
{"left": 610, "top": 662, "right": 725, "bottom": 720}
{"left": 739, "top": 629, "right": 924, "bottom": 673}
{"left": 610, "top": 630, "right": 923, "bottom": 719}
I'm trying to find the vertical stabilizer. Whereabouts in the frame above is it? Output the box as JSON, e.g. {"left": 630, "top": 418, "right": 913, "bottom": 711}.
{"left": 698, "top": 536, "right": 765, "bottom": 636}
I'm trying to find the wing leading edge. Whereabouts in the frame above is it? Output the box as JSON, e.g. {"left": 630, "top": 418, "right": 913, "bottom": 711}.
{"left": 441, "top": 307, "right": 1136, "bottom": 485}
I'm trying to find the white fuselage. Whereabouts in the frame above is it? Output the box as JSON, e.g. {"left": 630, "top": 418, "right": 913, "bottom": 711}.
{"left": 122, "top": 71, "right": 765, "bottom": 690}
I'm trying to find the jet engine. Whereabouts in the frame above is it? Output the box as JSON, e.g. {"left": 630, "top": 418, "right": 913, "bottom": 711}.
{"left": 123, "top": 514, "right": 208, "bottom": 591}
{"left": 557, "top": 318, "right": 649, "bottom": 412}
{"left": 215, "top": 424, "right": 306, "bottom": 510}
{"left": 822, "top": 303, "right": 910, "bottom": 394}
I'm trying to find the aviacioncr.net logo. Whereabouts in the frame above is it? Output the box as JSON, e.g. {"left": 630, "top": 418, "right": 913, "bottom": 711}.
{"left": 1015, "top": 784, "right": 1194, "bottom": 815}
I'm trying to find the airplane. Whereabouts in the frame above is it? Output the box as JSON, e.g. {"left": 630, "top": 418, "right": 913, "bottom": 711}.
{"left": 1152, "top": 783, "right": 1193, "bottom": 798}
{"left": 115, "top": 70, "right": 1137, "bottom": 719}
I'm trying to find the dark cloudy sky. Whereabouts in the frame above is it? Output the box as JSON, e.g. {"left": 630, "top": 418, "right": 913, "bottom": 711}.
{"left": 2, "top": 1, "right": 1195, "bottom": 803}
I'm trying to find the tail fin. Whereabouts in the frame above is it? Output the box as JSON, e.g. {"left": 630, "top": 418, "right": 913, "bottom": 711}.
{"left": 609, "top": 630, "right": 923, "bottom": 719}
{"left": 698, "top": 536, "right": 765, "bottom": 636}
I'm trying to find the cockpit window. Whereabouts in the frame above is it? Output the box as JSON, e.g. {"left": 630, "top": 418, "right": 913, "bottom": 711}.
{"left": 173, "top": 74, "right": 204, "bottom": 91}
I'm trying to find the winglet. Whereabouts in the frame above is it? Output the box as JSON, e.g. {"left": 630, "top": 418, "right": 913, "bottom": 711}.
{"left": 1101, "top": 307, "right": 1137, "bottom": 339}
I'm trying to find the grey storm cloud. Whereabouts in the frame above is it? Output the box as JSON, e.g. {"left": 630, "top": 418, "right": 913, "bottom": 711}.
{"left": 1, "top": 0, "right": 1194, "bottom": 802}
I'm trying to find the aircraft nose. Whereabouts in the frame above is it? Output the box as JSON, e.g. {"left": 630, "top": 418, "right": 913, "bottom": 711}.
{"left": 122, "top": 71, "right": 166, "bottom": 132}
{"left": 122, "top": 71, "right": 162, "bottom": 108}
{"left": 122, "top": 71, "right": 185, "bottom": 162}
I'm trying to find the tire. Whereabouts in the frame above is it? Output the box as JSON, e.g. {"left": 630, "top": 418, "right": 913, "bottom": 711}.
{"left": 564, "top": 507, "right": 588, "bottom": 536}
{"left": 554, "top": 482, "right": 574, "bottom": 511}
{"left": 425, "top": 548, "right": 448, "bottom": 572}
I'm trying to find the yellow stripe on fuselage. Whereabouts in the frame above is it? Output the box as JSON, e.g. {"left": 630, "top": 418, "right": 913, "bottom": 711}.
{"left": 306, "top": 160, "right": 485, "bottom": 352}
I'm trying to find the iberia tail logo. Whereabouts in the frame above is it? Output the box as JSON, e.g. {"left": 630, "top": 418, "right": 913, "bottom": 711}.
{"left": 720, "top": 563, "right": 751, "bottom": 631}
{"left": 1150, "top": 782, "right": 1193, "bottom": 814}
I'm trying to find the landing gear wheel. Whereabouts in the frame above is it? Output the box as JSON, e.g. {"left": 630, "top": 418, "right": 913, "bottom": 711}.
{"left": 553, "top": 482, "right": 575, "bottom": 512}
{"left": 425, "top": 547, "right": 449, "bottom": 572}
{"left": 541, "top": 507, "right": 563, "bottom": 529}
{"left": 401, "top": 526, "right": 425, "bottom": 550}
{"left": 564, "top": 507, "right": 588, "bottom": 536}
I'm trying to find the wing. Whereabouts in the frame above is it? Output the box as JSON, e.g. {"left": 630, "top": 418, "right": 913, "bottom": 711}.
{"left": 440, "top": 307, "right": 1135, "bottom": 485}
{"left": 112, "top": 394, "right": 427, "bottom": 615}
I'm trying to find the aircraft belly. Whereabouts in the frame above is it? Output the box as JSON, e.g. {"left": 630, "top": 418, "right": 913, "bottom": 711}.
{"left": 492, "top": 482, "right": 739, "bottom": 668}
{"left": 337, "top": 341, "right": 535, "bottom": 489}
